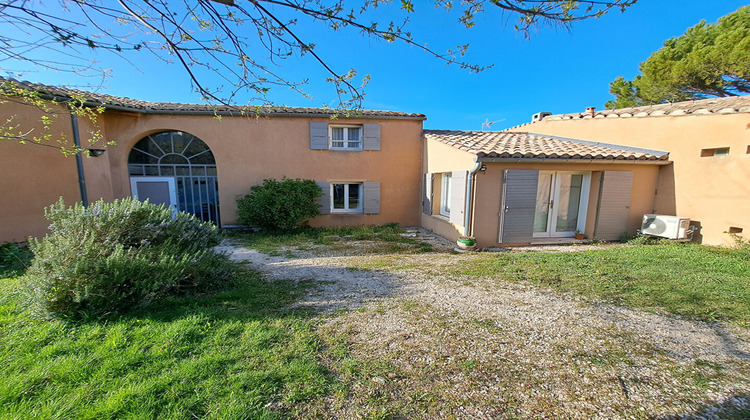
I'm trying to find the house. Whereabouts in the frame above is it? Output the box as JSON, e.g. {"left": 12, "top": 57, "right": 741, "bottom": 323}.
{"left": 421, "top": 130, "right": 669, "bottom": 247}
{"left": 0, "top": 79, "right": 425, "bottom": 243}
{"left": 2, "top": 78, "right": 748, "bottom": 248}
{"left": 524, "top": 96, "right": 750, "bottom": 246}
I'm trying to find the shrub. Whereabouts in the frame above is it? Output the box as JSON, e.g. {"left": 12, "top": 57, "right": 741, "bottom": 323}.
{"left": 24, "top": 198, "right": 232, "bottom": 318}
{"left": 236, "top": 178, "right": 322, "bottom": 232}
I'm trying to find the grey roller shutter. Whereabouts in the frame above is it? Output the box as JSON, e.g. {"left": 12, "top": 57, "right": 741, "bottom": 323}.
{"left": 310, "top": 122, "right": 328, "bottom": 150}
{"left": 449, "top": 171, "right": 467, "bottom": 226}
{"left": 362, "top": 123, "right": 381, "bottom": 150}
{"left": 498, "top": 169, "right": 539, "bottom": 244}
{"left": 423, "top": 173, "right": 434, "bottom": 215}
{"left": 363, "top": 182, "right": 380, "bottom": 214}
{"left": 316, "top": 181, "right": 331, "bottom": 214}
{"left": 594, "top": 171, "right": 633, "bottom": 241}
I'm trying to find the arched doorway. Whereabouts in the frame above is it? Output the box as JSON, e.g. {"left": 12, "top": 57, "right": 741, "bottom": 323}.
{"left": 128, "top": 131, "right": 220, "bottom": 225}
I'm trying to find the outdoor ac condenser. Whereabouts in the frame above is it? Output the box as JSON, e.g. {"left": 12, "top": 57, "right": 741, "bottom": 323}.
{"left": 641, "top": 214, "right": 691, "bottom": 240}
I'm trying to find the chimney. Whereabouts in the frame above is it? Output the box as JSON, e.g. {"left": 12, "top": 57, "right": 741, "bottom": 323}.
{"left": 532, "top": 112, "right": 552, "bottom": 123}
{"left": 585, "top": 106, "right": 596, "bottom": 117}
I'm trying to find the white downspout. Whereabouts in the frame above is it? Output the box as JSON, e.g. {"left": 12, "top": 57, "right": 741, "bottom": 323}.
{"left": 463, "top": 160, "right": 483, "bottom": 237}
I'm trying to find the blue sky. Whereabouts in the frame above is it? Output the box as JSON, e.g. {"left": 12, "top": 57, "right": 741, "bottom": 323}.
{"left": 2, "top": 1, "right": 747, "bottom": 130}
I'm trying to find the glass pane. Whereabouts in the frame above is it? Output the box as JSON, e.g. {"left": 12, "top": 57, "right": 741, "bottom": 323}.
{"left": 191, "top": 166, "right": 206, "bottom": 176}
{"left": 189, "top": 151, "right": 216, "bottom": 164}
{"left": 128, "top": 148, "right": 160, "bottom": 164}
{"left": 441, "top": 173, "right": 451, "bottom": 214}
{"left": 533, "top": 173, "right": 553, "bottom": 233}
{"left": 160, "top": 153, "right": 189, "bottom": 165}
{"left": 160, "top": 166, "right": 174, "bottom": 176}
{"left": 176, "top": 166, "right": 190, "bottom": 175}
{"left": 331, "top": 127, "right": 344, "bottom": 141}
{"left": 348, "top": 184, "right": 360, "bottom": 209}
{"left": 144, "top": 165, "right": 160, "bottom": 176}
{"left": 555, "top": 174, "right": 583, "bottom": 232}
{"left": 333, "top": 184, "right": 345, "bottom": 209}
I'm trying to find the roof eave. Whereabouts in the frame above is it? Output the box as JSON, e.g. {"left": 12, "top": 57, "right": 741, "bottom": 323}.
{"left": 476, "top": 157, "right": 671, "bottom": 165}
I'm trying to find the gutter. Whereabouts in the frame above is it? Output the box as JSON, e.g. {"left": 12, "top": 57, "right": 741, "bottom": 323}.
{"left": 476, "top": 157, "right": 671, "bottom": 165}
{"left": 463, "top": 160, "right": 483, "bottom": 237}
{"left": 70, "top": 112, "right": 88, "bottom": 207}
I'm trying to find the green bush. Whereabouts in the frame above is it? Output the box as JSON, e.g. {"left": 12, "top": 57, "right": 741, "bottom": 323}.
{"left": 24, "top": 198, "right": 232, "bottom": 318}
{"left": 236, "top": 178, "right": 322, "bottom": 232}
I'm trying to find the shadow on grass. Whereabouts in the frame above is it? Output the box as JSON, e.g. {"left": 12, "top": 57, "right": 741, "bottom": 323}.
{"left": 656, "top": 393, "right": 750, "bottom": 419}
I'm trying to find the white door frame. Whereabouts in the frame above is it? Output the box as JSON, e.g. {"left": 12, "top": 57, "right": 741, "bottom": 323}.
{"left": 130, "top": 176, "right": 178, "bottom": 212}
{"left": 533, "top": 171, "right": 591, "bottom": 238}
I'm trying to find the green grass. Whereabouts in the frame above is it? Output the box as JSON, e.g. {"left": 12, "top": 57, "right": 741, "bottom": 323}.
{"left": 0, "top": 261, "right": 330, "bottom": 419}
{"left": 226, "top": 223, "right": 432, "bottom": 254}
{"left": 454, "top": 243, "right": 750, "bottom": 325}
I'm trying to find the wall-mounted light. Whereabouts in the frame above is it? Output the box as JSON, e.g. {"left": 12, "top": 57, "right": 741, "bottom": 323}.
{"left": 479, "top": 164, "right": 487, "bottom": 171}
{"left": 87, "top": 149, "right": 106, "bottom": 157}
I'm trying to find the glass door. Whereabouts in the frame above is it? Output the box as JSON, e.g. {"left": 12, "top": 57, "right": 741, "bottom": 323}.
{"left": 533, "top": 171, "right": 590, "bottom": 238}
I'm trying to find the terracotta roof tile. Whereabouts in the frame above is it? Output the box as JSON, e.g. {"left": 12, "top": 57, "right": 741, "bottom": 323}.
{"left": 1, "top": 78, "right": 425, "bottom": 120}
{"left": 423, "top": 130, "right": 669, "bottom": 161}
{"left": 546, "top": 95, "right": 750, "bottom": 121}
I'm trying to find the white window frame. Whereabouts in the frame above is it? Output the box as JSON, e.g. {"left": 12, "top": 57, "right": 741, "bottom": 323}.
{"left": 329, "top": 125, "right": 362, "bottom": 150}
{"left": 440, "top": 172, "right": 451, "bottom": 217}
{"left": 331, "top": 182, "right": 363, "bottom": 212}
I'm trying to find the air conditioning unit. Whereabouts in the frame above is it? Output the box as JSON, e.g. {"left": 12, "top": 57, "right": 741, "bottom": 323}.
{"left": 641, "top": 214, "right": 691, "bottom": 240}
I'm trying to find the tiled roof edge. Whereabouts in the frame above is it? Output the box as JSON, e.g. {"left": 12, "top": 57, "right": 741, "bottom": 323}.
{"left": 1, "top": 77, "right": 426, "bottom": 120}
{"left": 526, "top": 132, "right": 670, "bottom": 158}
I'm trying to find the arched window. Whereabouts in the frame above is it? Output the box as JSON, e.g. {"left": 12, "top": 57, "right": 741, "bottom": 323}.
{"left": 128, "top": 131, "right": 220, "bottom": 224}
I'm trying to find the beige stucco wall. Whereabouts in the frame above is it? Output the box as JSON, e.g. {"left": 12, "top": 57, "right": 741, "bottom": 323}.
{"left": 101, "top": 111, "right": 425, "bottom": 228}
{"left": 420, "top": 138, "right": 478, "bottom": 241}
{"left": 0, "top": 101, "right": 114, "bottom": 242}
{"left": 528, "top": 113, "right": 750, "bottom": 245}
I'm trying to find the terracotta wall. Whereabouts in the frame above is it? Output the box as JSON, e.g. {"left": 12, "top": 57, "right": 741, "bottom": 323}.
{"left": 0, "top": 101, "right": 114, "bottom": 242}
{"left": 101, "top": 112, "right": 424, "bottom": 228}
{"left": 528, "top": 113, "right": 750, "bottom": 245}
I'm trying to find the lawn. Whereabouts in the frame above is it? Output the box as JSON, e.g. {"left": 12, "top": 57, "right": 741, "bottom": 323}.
{"left": 453, "top": 242, "right": 750, "bottom": 326}
{"left": 1, "top": 234, "right": 749, "bottom": 418}
{"left": 0, "top": 244, "right": 328, "bottom": 419}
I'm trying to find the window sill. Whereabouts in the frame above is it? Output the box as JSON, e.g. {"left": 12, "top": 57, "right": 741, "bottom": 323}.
{"left": 431, "top": 214, "right": 450, "bottom": 223}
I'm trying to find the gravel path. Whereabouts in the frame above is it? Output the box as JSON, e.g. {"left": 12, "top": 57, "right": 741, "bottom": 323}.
{"left": 217, "top": 233, "right": 750, "bottom": 419}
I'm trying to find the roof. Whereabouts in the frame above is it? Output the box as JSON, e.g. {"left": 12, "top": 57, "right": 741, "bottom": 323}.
{"left": 545, "top": 95, "right": 750, "bottom": 121}
{"left": 423, "top": 130, "right": 669, "bottom": 162}
{"left": 1, "top": 78, "right": 426, "bottom": 120}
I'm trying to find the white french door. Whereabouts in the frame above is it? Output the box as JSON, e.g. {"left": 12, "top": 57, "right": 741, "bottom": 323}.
{"left": 533, "top": 171, "right": 591, "bottom": 238}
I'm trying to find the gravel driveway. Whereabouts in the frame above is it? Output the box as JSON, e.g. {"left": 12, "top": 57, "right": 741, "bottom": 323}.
{"left": 218, "top": 232, "right": 750, "bottom": 419}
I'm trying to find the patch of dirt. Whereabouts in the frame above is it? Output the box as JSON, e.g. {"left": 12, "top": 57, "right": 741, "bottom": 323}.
{"left": 219, "top": 232, "right": 750, "bottom": 419}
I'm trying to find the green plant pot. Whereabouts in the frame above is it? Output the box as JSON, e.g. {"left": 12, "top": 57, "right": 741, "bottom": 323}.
{"left": 456, "top": 237, "right": 476, "bottom": 249}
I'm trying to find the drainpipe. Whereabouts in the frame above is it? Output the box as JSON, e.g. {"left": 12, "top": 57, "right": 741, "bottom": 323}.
{"left": 70, "top": 112, "right": 88, "bottom": 207}
{"left": 463, "top": 160, "right": 483, "bottom": 237}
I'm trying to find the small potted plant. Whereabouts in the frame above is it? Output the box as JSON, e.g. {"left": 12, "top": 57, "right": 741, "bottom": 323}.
{"left": 575, "top": 230, "right": 585, "bottom": 240}
{"left": 456, "top": 235, "right": 477, "bottom": 250}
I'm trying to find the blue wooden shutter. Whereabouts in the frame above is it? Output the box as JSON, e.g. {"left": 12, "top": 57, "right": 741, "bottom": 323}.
{"left": 310, "top": 122, "right": 328, "bottom": 150}
{"left": 362, "top": 123, "right": 381, "bottom": 150}
{"left": 316, "top": 181, "right": 331, "bottom": 214}
{"left": 363, "top": 182, "right": 380, "bottom": 214}
{"left": 499, "top": 169, "right": 539, "bottom": 244}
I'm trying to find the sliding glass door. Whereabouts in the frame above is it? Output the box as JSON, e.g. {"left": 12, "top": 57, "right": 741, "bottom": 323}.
{"left": 533, "top": 171, "right": 590, "bottom": 238}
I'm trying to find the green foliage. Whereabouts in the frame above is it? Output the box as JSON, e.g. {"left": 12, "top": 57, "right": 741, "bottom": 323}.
{"left": 454, "top": 243, "right": 750, "bottom": 325}
{"left": 228, "top": 223, "right": 433, "bottom": 254}
{"left": 1, "top": 79, "right": 108, "bottom": 154}
{"left": 236, "top": 178, "right": 322, "bottom": 232}
{"left": 0, "top": 267, "right": 330, "bottom": 419}
{"left": 0, "top": 243, "right": 32, "bottom": 279}
{"left": 606, "top": 6, "right": 750, "bottom": 109}
{"left": 24, "top": 198, "right": 232, "bottom": 319}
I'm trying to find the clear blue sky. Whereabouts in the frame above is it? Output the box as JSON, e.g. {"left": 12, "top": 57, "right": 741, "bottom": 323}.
{"left": 2, "top": 1, "right": 747, "bottom": 131}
